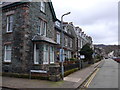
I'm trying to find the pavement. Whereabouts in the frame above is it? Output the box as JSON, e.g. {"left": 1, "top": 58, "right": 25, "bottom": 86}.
{"left": 1, "top": 60, "right": 102, "bottom": 89}
{"left": 88, "top": 59, "right": 118, "bottom": 88}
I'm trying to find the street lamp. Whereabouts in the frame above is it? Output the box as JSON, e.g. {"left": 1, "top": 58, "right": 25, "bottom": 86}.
{"left": 61, "top": 12, "right": 71, "bottom": 80}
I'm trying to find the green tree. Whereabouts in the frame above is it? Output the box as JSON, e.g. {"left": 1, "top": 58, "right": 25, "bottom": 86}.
{"left": 79, "top": 43, "right": 94, "bottom": 63}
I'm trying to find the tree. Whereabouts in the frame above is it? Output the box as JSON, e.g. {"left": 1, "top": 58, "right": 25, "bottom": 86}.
{"left": 79, "top": 43, "right": 94, "bottom": 63}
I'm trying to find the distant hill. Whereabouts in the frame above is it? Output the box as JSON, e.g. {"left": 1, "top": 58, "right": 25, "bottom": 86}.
{"left": 94, "top": 44, "right": 120, "bottom": 57}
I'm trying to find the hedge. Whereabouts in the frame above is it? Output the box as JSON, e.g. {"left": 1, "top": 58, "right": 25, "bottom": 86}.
{"left": 2, "top": 72, "right": 49, "bottom": 80}
{"left": 64, "top": 68, "right": 79, "bottom": 77}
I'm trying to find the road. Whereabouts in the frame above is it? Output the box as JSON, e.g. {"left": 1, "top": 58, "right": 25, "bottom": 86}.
{"left": 87, "top": 59, "right": 119, "bottom": 88}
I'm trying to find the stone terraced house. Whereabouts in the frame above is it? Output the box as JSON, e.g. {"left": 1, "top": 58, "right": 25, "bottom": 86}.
{"left": 75, "top": 27, "right": 93, "bottom": 58}
{"left": 54, "top": 20, "right": 77, "bottom": 61}
{"left": 2, "top": 1, "right": 58, "bottom": 74}
{"left": 1, "top": 1, "right": 93, "bottom": 77}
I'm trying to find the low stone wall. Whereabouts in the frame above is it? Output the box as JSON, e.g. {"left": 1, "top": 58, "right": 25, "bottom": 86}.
{"left": 48, "top": 63, "right": 61, "bottom": 81}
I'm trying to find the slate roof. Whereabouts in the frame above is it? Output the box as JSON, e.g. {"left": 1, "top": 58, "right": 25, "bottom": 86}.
{"left": 1, "top": 1, "right": 57, "bottom": 21}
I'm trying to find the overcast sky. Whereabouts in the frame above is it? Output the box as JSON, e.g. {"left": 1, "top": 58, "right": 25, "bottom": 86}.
{"left": 52, "top": 0, "right": 119, "bottom": 45}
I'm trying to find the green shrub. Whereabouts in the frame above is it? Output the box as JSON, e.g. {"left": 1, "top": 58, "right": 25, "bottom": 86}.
{"left": 69, "top": 58, "right": 77, "bottom": 61}
{"left": 64, "top": 68, "right": 78, "bottom": 77}
{"left": 2, "top": 72, "right": 49, "bottom": 80}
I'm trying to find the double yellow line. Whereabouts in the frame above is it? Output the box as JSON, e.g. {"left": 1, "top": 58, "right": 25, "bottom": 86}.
{"left": 83, "top": 68, "right": 100, "bottom": 88}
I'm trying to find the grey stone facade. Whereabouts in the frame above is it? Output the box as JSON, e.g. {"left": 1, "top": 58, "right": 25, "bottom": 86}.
{"left": 54, "top": 21, "right": 77, "bottom": 61}
{"left": 1, "top": 1, "right": 93, "bottom": 76}
{"left": 0, "top": 6, "right": 2, "bottom": 73}
{"left": 2, "top": 2, "right": 57, "bottom": 74}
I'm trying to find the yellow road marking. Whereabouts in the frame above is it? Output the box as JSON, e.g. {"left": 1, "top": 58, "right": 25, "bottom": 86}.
{"left": 84, "top": 68, "right": 100, "bottom": 88}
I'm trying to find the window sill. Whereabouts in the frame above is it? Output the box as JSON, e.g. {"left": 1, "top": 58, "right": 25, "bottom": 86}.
{"left": 50, "top": 62, "right": 54, "bottom": 64}
{"left": 3, "top": 62, "right": 11, "bottom": 64}
{"left": 43, "top": 63, "right": 49, "bottom": 65}
{"left": 40, "top": 10, "right": 46, "bottom": 15}
{"left": 6, "top": 32, "right": 12, "bottom": 34}
{"left": 33, "top": 64, "right": 41, "bottom": 66}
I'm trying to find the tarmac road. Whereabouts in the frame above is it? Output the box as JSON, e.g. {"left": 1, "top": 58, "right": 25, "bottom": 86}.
{"left": 88, "top": 58, "right": 119, "bottom": 88}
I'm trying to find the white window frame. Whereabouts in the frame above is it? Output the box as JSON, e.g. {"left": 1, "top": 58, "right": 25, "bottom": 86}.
{"left": 4, "top": 45, "right": 12, "bottom": 62}
{"left": 34, "top": 44, "right": 39, "bottom": 64}
{"left": 78, "top": 39, "right": 80, "bottom": 47}
{"left": 57, "top": 32, "right": 60, "bottom": 44}
{"left": 40, "top": 1, "right": 45, "bottom": 12}
{"left": 68, "top": 51, "right": 71, "bottom": 58}
{"left": 42, "top": 21, "right": 47, "bottom": 36}
{"left": 81, "top": 39, "right": 83, "bottom": 49}
{"left": 64, "top": 26, "right": 67, "bottom": 32}
{"left": 50, "top": 46, "right": 54, "bottom": 64}
{"left": 6, "top": 15, "right": 13, "bottom": 32}
{"left": 65, "top": 37, "right": 68, "bottom": 46}
{"left": 37, "top": 19, "right": 47, "bottom": 37}
{"left": 55, "top": 21, "right": 60, "bottom": 27}
{"left": 43, "top": 45, "right": 49, "bottom": 64}
{"left": 70, "top": 38, "right": 72, "bottom": 48}
{"left": 37, "top": 20, "right": 41, "bottom": 35}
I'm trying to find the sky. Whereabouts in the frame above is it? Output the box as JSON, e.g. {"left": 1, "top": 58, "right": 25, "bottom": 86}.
{"left": 51, "top": 0, "right": 119, "bottom": 45}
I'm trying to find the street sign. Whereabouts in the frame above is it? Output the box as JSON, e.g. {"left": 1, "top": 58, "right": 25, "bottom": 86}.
{"left": 60, "top": 49, "right": 65, "bottom": 62}
{"left": 80, "top": 55, "right": 85, "bottom": 59}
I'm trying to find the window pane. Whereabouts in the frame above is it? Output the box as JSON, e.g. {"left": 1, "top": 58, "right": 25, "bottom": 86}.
{"left": 41, "top": 21, "right": 44, "bottom": 35}
{"left": 40, "top": 1, "right": 45, "bottom": 12}
{"left": 10, "top": 21, "right": 13, "bottom": 31}
{"left": 57, "top": 33, "right": 60, "bottom": 44}
{"left": 10, "top": 15, "right": 13, "bottom": 22}
{"left": 36, "top": 49, "right": 39, "bottom": 63}
{"left": 7, "top": 15, "right": 13, "bottom": 32}
{"left": 6, "top": 45, "right": 11, "bottom": 50}
{"left": 43, "top": 45, "right": 48, "bottom": 64}
{"left": 37, "top": 20, "right": 41, "bottom": 34}
{"left": 50, "top": 46, "right": 54, "bottom": 63}
{"left": 43, "top": 22, "right": 46, "bottom": 36}
{"left": 4, "top": 45, "right": 12, "bottom": 61}
{"left": 6, "top": 50, "right": 11, "bottom": 60}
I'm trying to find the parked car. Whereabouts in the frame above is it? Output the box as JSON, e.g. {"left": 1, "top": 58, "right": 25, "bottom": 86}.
{"left": 113, "top": 57, "right": 120, "bottom": 63}
{"left": 105, "top": 57, "right": 108, "bottom": 59}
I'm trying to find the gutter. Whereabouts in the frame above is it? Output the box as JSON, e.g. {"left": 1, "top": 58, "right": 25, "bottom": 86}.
{"left": 2, "top": 2, "right": 27, "bottom": 9}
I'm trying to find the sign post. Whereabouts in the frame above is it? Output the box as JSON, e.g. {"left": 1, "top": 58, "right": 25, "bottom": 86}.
{"left": 80, "top": 55, "right": 85, "bottom": 69}
{"left": 60, "top": 49, "right": 64, "bottom": 62}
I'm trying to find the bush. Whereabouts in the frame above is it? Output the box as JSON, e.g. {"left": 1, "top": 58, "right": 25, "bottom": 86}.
{"left": 69, "top": 58, "right": 77, "bottom": 61}
{"left": 64, "top": 68, "right": 78, "bottom": 77}
{"left": 2, "top": 72, "right": 49, "bottom": 80}
{"left": 79, "top": 43, "right": 93, "bottom": 62}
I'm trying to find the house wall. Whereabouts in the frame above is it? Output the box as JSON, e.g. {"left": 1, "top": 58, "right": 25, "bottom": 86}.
{"left": 2, "top": 3, "right": 31, "bottom": 73}
{"left": 2, "top": 2, "right": 56, "bottom": 74}
{"left": 29, "top": 2, "right": 57, "bottom": 70}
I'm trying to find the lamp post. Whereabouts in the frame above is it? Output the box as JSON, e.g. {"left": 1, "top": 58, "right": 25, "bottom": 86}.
{"left": 61, "top": 12, "right": 71, "bottom": 80}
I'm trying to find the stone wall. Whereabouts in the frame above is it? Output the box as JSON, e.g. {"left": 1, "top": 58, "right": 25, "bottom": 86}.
{"left": 2, "top": 3, "right": 31, "bottom": 73}
{"left": 2, "top": 2, "right": 57, "bottom": 74}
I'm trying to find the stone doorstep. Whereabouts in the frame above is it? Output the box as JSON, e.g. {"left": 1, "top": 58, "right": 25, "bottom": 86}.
{"left": 64, "top": 77, "right": 82, "bottom": 82}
